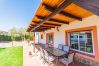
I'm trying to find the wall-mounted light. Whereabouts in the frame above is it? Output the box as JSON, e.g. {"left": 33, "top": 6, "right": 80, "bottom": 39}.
{"left": 56, "top": 26, "right": 60, "bottom": 31}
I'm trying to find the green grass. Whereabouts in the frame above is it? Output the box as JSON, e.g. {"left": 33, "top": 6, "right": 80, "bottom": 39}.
{"left": 0, "top": 46, "right": 23, "bottom": 66}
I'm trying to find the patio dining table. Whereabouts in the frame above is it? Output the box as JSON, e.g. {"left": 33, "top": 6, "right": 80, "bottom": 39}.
{"left": 45, "top": 47, "right": 67, "bottom": 66}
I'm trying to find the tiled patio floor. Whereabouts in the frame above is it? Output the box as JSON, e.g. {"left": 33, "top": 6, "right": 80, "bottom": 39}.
{"left": 23, "top": 43, "right": 86, "bottom": 66}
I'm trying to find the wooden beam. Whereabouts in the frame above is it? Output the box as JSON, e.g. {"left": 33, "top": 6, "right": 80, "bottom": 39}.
{"left": 33, "top": 29, "right": 46, "bottom": 32}
{"left": 30, "top": 27, "right": 50, "bottom": 32}
{"left": 44, "top": 23, "right": 61, "bottom": 26}
{"left": 42, "top": 3, "right": 82, "bottom": 21}
{"left": 36, "top": 27, "right": 51, "bottom": 30}
{"left": 30, "top": 26, "right": 55, "bottom": 28}
{"left": 36, "top": 15, "right": 69, "bottom": 24}
{"left": 41, "top": 26, "right": 55, "bottom": 28}
{"left": 36, "top": 15, "right": 45, "bottom": 19}
{"left": 69, "top": 0, "right": 99, "bottom": 16}
{"left": 49, "top": 19, "right": 69, "bottom": 24}
{"left": 30, "top": 25, "right": 55, "bottom": 28}
{"left": 33, "top": 28, "right": 51, "bottom": 32}
{"left": 30, "top": 24, "right": 57, "bottom": 27}
{"left": 33, "top": 21, "right": 61, "bottom": 26}
{"left": 30, "top": 24, "right": 54, "bottom": 27}
{"left": 31, "top": 0, "right": 72, "bottom": 32}
{"left": 32, "top": 29, "right": 44, "bottom": 32}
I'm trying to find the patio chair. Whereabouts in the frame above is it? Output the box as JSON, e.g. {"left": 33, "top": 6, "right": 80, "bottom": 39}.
{"left": 43, "top": 50, "right": 48, "bottom": 59}
{"left": 39, "top": 47, "right": 45, "bottom": 60}
{"left": 44, "top": 44, "right": 49, "bottom": 48}
{"left": 36, "top": 46, "right": 41, "bottom": 56}
{"left": 58, "top": 44, "right": 63, "bottom": 50}
{"left": 43, "top": 50, "right": 55, "bottom": 65}
{"left": 63, "top": 45, "right": 70, "bottom": 52}
{"left": 44, "top": 50, "right": 55, "bottom": 61}
{"left": 48, "top": 44, "right": 53, "bottom": 48}
{"left": 33, "top": 45, "right": 40, "bottom": 56}
{"left": 59, "top": 53, "right": 74, "bottom": 66}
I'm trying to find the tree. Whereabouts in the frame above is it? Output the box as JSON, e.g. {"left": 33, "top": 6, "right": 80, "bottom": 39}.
{"left": 18, "top": 27, "right": 26, "bottom": 41}
{"left": 9, "top": 27, "right": 17, "bottom": 34}
{"left": 8, "top": 27, "right": 33, "bottom": 42}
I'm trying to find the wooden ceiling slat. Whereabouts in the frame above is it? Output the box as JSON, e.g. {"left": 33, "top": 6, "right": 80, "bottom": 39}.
{"left": 44, "top": 23, "right": 61, "bottom": 26}
{"left": 33, "top": 21, "right": 61, "bottom": 26}
{"left": 52, "top": 14, "right": 74, "bottom": 22}
{"left": 36, "top": 4, "right": 51, "bottom": 17}
{"left": 42, "top": 3, "right": 82, "bottom": 21}
{"left": 69, "top": 0, "right": 99, "bottom": 16}
{"left": 63, "top": 3, "right": 93, "bottom": 18}
{"left": 36, "top": 15, "right": 69, "bottom": 24}
{"left": 49, "top": 19, "right": 69, "bottom": 24}
{"left": 43, "top": 0, "right": 64, "bottom": 8}
{"left": 60, "top": 11, "right": 82, "bottom": 20}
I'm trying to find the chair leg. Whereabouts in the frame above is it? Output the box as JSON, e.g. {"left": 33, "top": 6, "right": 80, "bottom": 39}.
{"left": 72, "top": 62, "right": 74, "bottom": 66}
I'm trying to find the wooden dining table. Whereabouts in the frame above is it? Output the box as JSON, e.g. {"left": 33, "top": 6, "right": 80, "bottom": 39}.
{"left": 45, "top": 47, "right": 67, "bottom": 66}
{"left": 32, "top": 44, "right": 68, "bottom": 66}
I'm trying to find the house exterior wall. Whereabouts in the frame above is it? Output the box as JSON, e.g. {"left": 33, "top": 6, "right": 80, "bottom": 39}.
{"left": 38, "top": 15, "right": 99, "bottom": 62}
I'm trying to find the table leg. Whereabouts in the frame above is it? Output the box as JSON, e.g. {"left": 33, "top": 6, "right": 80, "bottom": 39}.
{"left": 56, "top": 57, "right": 59, "bottom": 66}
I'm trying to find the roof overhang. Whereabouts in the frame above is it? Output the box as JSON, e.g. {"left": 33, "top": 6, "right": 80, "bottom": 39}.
{"left": 27, "top": 0, "right": 99, "bottom": 32}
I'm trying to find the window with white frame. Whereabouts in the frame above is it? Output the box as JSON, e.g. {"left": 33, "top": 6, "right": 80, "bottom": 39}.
{"left": 69, "top": 31, "right": 93, "bottom": 54}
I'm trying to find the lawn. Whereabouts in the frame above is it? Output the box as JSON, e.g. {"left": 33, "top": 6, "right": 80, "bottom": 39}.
{"left": 0, "top": 46, "right": 23, "bottom": 66}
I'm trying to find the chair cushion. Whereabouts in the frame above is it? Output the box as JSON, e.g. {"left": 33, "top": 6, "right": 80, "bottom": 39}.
{"left": 49, "top": 56, "right": 55, "bottom": 62}
{"left": 63, "top": 45, "right": 70, "bottom": 52}
{"left": 44, "top": 45, "right": 49, "bottom": 48}
{"left": 60, "top": 58, "right": 69, "bottom": 65}
{"left": 58, "top": 44, "right": 63, "bottom": 50}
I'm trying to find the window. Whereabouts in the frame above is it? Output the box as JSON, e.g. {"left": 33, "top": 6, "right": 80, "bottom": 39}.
{"left": 69, "top": 31, "right": 93, "bottom": 54}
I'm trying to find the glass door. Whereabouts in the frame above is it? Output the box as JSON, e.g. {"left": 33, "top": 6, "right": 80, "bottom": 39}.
{"left": 46, "top": 33, "right": 54, "bottom": 47}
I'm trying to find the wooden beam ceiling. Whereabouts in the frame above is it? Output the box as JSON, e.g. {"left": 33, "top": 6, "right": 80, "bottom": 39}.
{"left": 69, "top": 0, "right": 99, "bottom": 16}
{"left": 36, "top": 15, "right": 69, "bottom": 24}
{"left": 30, "top": 0, "right": 72, "bottom": 32}
{"left": 42, "top": 3, "right": 82, "bottom": 21}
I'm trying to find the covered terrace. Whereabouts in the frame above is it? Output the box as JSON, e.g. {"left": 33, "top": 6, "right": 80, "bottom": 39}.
{"left": 27, "top": 0, "right": 99, "bottom": 66}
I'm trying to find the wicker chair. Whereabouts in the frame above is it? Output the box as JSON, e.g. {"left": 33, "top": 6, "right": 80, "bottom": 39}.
{"left": 59, "top": 53, "right": 74, "bottom": 66}
{"left": 63, "top": 45, "right": 70, "bottom": 52}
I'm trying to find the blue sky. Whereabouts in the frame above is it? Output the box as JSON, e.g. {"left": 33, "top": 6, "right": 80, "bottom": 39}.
{"left": 0, "top": 0, "right": 41, "bottom": 31}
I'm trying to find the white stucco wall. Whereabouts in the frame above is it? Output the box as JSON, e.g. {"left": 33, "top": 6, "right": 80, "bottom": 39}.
{"left": 39, "top": 15, "right": 99, "bottom": 48}
{"left": 38, "top": 15, "right": 99, "bottom": 61}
